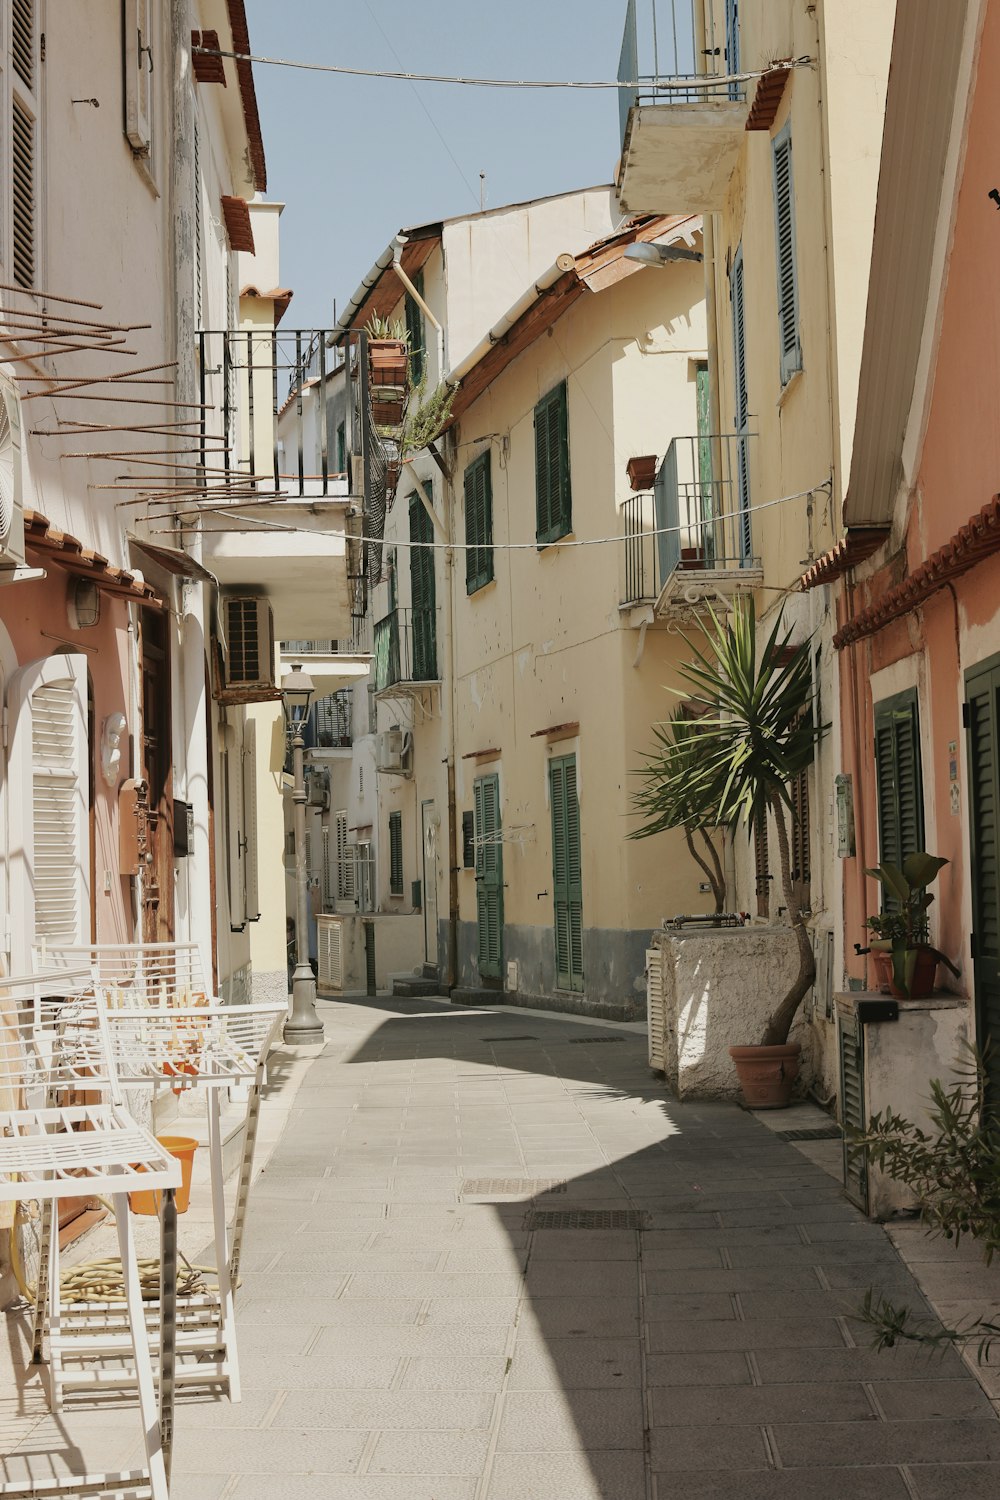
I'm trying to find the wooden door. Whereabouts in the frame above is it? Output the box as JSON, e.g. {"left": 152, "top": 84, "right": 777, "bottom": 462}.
{"left": 474, "top": 774, "right": 502, "bottom": 982}
{"left": 550, "top": 754, "right": 583, "bottom": 992}
{"left": 140, "top": 608, "right": 173, "bottom": 942}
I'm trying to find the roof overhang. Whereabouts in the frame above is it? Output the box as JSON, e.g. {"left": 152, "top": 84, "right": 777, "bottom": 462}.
{"left": 844, "top": 0, "right": 970, "bottom": 526}
{"left": 25, "top": 511, "right": 165, "bottom": 606}
{"left": 799, "top": 527, "right": 889, "bottom": 591}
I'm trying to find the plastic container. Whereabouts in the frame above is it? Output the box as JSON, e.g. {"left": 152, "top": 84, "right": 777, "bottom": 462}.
{"left": 129, "top": 1136, "right": 197, "bottom": 1216}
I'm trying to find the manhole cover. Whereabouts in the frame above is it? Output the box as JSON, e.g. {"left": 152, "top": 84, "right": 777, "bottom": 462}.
{"left": 460, "top": 1178, "right": 567, "bottom": 1196}
{"left": 567, "top": 1036, "right": 625, "bottom": 1044}
{"left": 526, "top": 1210, "right": 649, "bottom": 1230}
{"left": 480, "top": 1035, "right": 539, "bottom": 1043}
{"left": 777, "top": 1126, "right": 843, "bottom": 1141}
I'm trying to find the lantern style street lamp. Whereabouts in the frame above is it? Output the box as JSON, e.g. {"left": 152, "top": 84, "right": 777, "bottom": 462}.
{"left": 281, "top": 663, "right": 324, "bottom": 1043}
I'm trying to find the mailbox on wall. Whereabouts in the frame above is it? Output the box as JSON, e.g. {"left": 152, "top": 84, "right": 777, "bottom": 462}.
{"left": 173, "top": 799, "right": 195, "bottom": 857}
{"left": 118, "top": 778, "right": 149, "bottom": 877}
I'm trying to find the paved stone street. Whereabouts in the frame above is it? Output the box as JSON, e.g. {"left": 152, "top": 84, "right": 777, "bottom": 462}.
{"left": 7, "top": 995, "right": 1000, "bottom": 1498}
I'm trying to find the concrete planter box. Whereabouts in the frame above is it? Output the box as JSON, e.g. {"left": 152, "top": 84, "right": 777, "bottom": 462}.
{"left": 650, "top": 925, "right": 810, "bottom": 1100}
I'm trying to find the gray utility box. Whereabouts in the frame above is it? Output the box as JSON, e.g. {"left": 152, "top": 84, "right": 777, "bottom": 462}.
{"left": 836, "top": 991, "right": 969, "bottom": 1217}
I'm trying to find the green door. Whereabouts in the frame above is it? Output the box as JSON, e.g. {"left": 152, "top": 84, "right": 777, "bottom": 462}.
{"left": 408, "top": 493, "right": 437, "bottom": 680}
{"left": 965, "top": 660, "right": 1000, "bottom": 1110}
{"left": 474, "top": 773, "right": 503, "bottom": 981}
{"left": 550, "top": 754, "right": 583, "bottom": 992}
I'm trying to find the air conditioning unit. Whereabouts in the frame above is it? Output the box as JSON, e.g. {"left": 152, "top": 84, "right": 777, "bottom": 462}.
{"left": 317, "top": 914, "right": 345, "bottom": 993}
{"left": 223, "top": 596, "right": 275, "bottom": 690}
{"left": 306, "top": 771, "right": 330, "bottom": 809}
{"left": 375, "top": 727, "right": 411, "bottom": 775}
{"left": 0, "top": 374, "right": 27, "bottom": 576}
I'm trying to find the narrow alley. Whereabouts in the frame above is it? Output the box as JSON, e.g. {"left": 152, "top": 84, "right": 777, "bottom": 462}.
{"left": 12, "top": 997, "right": 996, "bottom": 1500}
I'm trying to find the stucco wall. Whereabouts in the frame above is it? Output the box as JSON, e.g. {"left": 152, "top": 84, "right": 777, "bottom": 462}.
{"left": 655, "top": 926, "right": 810, "bottom": 1099}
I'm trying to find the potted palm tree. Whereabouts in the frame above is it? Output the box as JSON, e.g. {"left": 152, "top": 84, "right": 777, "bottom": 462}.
{"left": 633, "top": 601, "right": 827, "bottom": 1106}
{"left": 631, "top": 710, "right": 727, "bottom": 913}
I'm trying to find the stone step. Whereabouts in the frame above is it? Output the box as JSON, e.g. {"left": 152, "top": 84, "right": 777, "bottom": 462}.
{"left": 449, "top": 986, "right": 508, "bottom": 1008}
{"left": 391, "top": 977, "right": 443, "bottom": 998}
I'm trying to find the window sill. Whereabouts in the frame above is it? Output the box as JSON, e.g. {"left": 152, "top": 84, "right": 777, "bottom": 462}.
{"left": 537, "top": 530, "right": 574, "bottom": 553}
{"left": 777, "top": 364, "right": 803, "bottom": 409}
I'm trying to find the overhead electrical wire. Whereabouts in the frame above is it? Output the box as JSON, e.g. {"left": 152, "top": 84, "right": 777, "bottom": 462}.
{"left": 191, "top": 44, "right": 812, "bottom": 93}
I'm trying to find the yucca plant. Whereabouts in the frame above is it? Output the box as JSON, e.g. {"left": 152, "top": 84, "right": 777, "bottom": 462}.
{"left": 631, "top": 710, "right": 727, "bottom": 913}
{"left": 632, "top": 601, "right": 827, "bottom": 1045}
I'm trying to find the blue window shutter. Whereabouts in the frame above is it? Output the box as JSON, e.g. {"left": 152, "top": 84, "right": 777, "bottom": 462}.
{"left": 772, "top": 123, "right": 802, "bottom": 385}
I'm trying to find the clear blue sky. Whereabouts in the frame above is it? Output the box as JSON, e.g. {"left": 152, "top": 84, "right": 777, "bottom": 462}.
{"left": 243, "top": 1, "right": 628, "bottom": 331}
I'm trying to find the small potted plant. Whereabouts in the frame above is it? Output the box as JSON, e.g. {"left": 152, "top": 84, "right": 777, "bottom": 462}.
{"left": 365, "top": 315, "right": 409, "bottom": 390}
{"left": 627, "top": 455, "right": 658, "bottom": 491}
{"left": 865, "top": 853, "right": 960, "bottom": 999}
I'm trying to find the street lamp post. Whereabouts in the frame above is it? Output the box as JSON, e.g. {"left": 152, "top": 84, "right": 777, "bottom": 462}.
{"left": 281, "top": 663, "right": 324, "bottom": 1044}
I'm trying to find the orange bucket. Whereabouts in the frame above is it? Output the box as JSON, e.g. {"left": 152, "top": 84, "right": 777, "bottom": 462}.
{"left": 129, "top": 1136, "right": 197, "bottom": 1216}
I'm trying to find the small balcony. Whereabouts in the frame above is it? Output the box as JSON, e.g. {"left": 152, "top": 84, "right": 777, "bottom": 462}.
{"left": 279, "top": 629, "right": 372, "bottom": 696}
{"left": 617, "top": 0, "right": 748, "bottom": 212}
{"left": 372, "top": 607, "right": 439, "bottom": 703}
{"left": 621, "top": 433, "right": 762, "bottom": 621}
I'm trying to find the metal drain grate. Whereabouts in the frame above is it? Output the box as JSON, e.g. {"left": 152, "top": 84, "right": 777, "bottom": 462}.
{"left": 526, "top": 1209, "right": 649, "bottom": 1230}
{"left": 461, "top": 1178, "right": 567, "bottom": 1196}
{"left": 480, "top": 1035, "right": 539, "bottom": 1043}
{"left": 566, "top": 1036, "right": 625, "bottom": 1044}
{"left": 777, "top": 1126, "right": 843, "bottom": 1141}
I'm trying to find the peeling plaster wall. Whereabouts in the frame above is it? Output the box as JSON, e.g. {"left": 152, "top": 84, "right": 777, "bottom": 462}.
{"left": 654, "top": 927, "right": 810, "bottom": 1099}
{"left": 455, "top": 920, "right": 649, "bottom": 1023}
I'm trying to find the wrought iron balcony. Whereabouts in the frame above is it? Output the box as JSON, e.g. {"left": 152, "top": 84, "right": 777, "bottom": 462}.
{"left": 617, "top": 0, "right": 748, "bottom": 212}
{"left": 621, "top": 433, "right": 762, "bottom": 618}
{"left": 372, "top": 607, "right": 439, "bottom": 694}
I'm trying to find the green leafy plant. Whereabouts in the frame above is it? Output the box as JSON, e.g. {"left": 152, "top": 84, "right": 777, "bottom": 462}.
{"left": 631, "top": 711, "right": 727, "bottom": 912}
{"left": 631, "top": 601, "right": 827, "bottom": 1045}
{"left": 363, "top": 314, "right": 408, "bottom": 342}
{"left": 864, "top": 854, "right": 958, "bottom": 997}
{"left": 402, "top": 378, "right": 455, "bottom": 455}
{"left": 851, "top": 1048, "right": 1000, "bottom": 1362}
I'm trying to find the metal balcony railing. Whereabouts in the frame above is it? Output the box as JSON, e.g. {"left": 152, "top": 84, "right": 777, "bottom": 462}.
{"left": 618, "top": 0, "right": 744, "bottom": 143}
{"left": 312, "top": 689, "right": 353, "bottom": 748}
{"left": 621, "top": 432, "right": 757, "bottom": 607}
{"left": 197, "top": 328, "right": 345, "bottom": 497}
{"left": 372, "top": 607, "right": 438, "bottom": 691}
{"left": 280, "top": 623, "right": 373, "bottom": 657}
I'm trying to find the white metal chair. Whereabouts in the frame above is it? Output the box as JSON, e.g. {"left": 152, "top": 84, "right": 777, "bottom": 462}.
{"left": 38, "top": 943, "right": 284, "bottom": 1404}
{"left": 0, "top": 968, "right": 181, "bottom": 1500}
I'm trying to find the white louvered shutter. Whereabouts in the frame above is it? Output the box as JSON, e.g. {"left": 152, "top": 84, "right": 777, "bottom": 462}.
{"left": 227, "top": 723, "right": 246, "bottom": 928}
{"left": 7, "top": 654, "right": 89, "bottom": 969}
{"left": 242, "top": 718, "right": 260, "bottom": 921}
{"left": 646, "top": 948, "right": 666, "bottom": 1072}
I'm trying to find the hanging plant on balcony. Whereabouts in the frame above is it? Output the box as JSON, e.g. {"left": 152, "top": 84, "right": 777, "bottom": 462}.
{"left": 632, "top": 601, "right": 828, "bottom": 1106}
{"left": 402, "top": 376, "right": 455, "bottom": 456}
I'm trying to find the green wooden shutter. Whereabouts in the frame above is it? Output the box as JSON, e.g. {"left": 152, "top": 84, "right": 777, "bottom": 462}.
{"left": 839, "top": 1012, "right": 868, "bottom": 1211}
{"left": 388, "top": 811, "right": 403, "bottom": 896}
{"left": 464, "top": 451, "right": 494, "bottom": 594}
{"left": 405, "top": 268, "right": 426, "bottom": 387}
{"left": 550, "top": 754, "right": 583, "bottom": 991}
{"left": 408, "top": 493, "right": 437, "bottom": 680}
{"left": 474, "top": 773, "right": 503, "bottom": 979}
{"left": 966, "top": 662, "right": 1000, "bottom": 1111}
{"left": 534, "top": 382, "right": 571, "bottom": 545}
{"left": 730, "top": 246, "right": 752, "bottom": 561}
{"left": 772, "top": 123, "right": 802, "bottom": 385}
{"left": 873, "top": 691, "right": 925, "bottom": 901}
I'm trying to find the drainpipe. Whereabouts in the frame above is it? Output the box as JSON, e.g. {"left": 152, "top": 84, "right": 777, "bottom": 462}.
{"left": 441, "top": 469, "right": 459, "bottom": 991}
{"left": 391, "top": 242, "right": 445, "bottom": 386}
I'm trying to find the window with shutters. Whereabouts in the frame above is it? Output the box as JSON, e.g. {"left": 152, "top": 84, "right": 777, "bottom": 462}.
{"left": 242, "top": 719, "right": 260, "bottom": 921}
{"left": 6, "top": 0, "right": 41, "bottom": 289}
{"left": 123, "top": 0, "right": 155, "bottom": 162}
{"left": 226, "top": 724, "right": 246, "bottom": 929}
{"left": 789, "top": 764, "right": 811, "bottom": 910}
{"left": 388, "top": 811, "right": 404, "bottom": 896}
{"left": 462, "top": 811, "right": 475, "bottom": 868}
{"left": 7, "top": 654, "right": 90, "bottom": 969}
{"left": 405, "top": 268, "right": 426, "bottom": 387}
{"left": 772, "top": 122, "right": 802, "bottom": 385}
{"left": 730, "top": 245, "right": 752, "bottom": 561}
{"left": 335, "top": 810, "right": 355, "bottom": 904}
{"left": 535, "top": 382, "right": 572, "bottom": 546}
{"left": 550, "top": 753, "right": 583, "bottom": 991}
{"left": 464, "top": 450, "right": 494, "bottom": 594}
{"left": 409, "top": 493, "right": 437, "bottom": 680}
{"left": 474, "top": 774, "right": 503, "bottom": 980}
{"left": 873, "top": 690, "right": 925, "bottom": 905}
{"left": 965, "top": 659, "right": 1000, "bottom": 1111}
{"left": 753, "top": 812, "right": 771, "bottom": 919}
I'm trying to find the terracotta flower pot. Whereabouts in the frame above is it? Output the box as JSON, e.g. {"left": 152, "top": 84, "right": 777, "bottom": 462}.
{"left": 729, "top": 1042, "right": 801, "bottom": 1109}
{"left": 870, "top": 945, "right": 938, "bottom": 999}
{"left": 627, "top": 454, "right": 657, "bottom": 491}
{"left": 368, "top": 339, "right": 408, "bottom": 389}
{"left": 372, "top": 397, "right": 404, "bottom": 427}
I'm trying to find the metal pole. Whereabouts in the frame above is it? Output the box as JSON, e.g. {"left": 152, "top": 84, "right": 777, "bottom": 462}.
{"left": 284, "top": 725, "right": 324, "bottom": 1042}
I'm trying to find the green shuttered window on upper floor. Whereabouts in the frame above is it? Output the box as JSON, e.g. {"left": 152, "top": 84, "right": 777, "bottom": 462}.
{"left": 873, "top": 689, "right": 925, "bottom": 903}
{"left": 772, "top": 121, "right": 802, "bottom": 386}
{"left": 534, "top": 381, "right": 572, "bottom": 546}
{"left": 405, "top": 268, "right": 426, "bottom": 388}
{"left": 388, "top": 810, "right": 404, "bottom": 897}
{"left": 464, "top": 450, "right": 494, "bottom": 594}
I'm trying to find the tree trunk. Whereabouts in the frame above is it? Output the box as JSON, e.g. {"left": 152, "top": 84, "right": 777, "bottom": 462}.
{"left": 760, "top": 790, "right": 816, "bottom": 1046}
{"left": 698, "top": 828, "right": 726, "bottom": 913}
{"left": 683, "top": 825, "right": 724, "bottom": 911}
